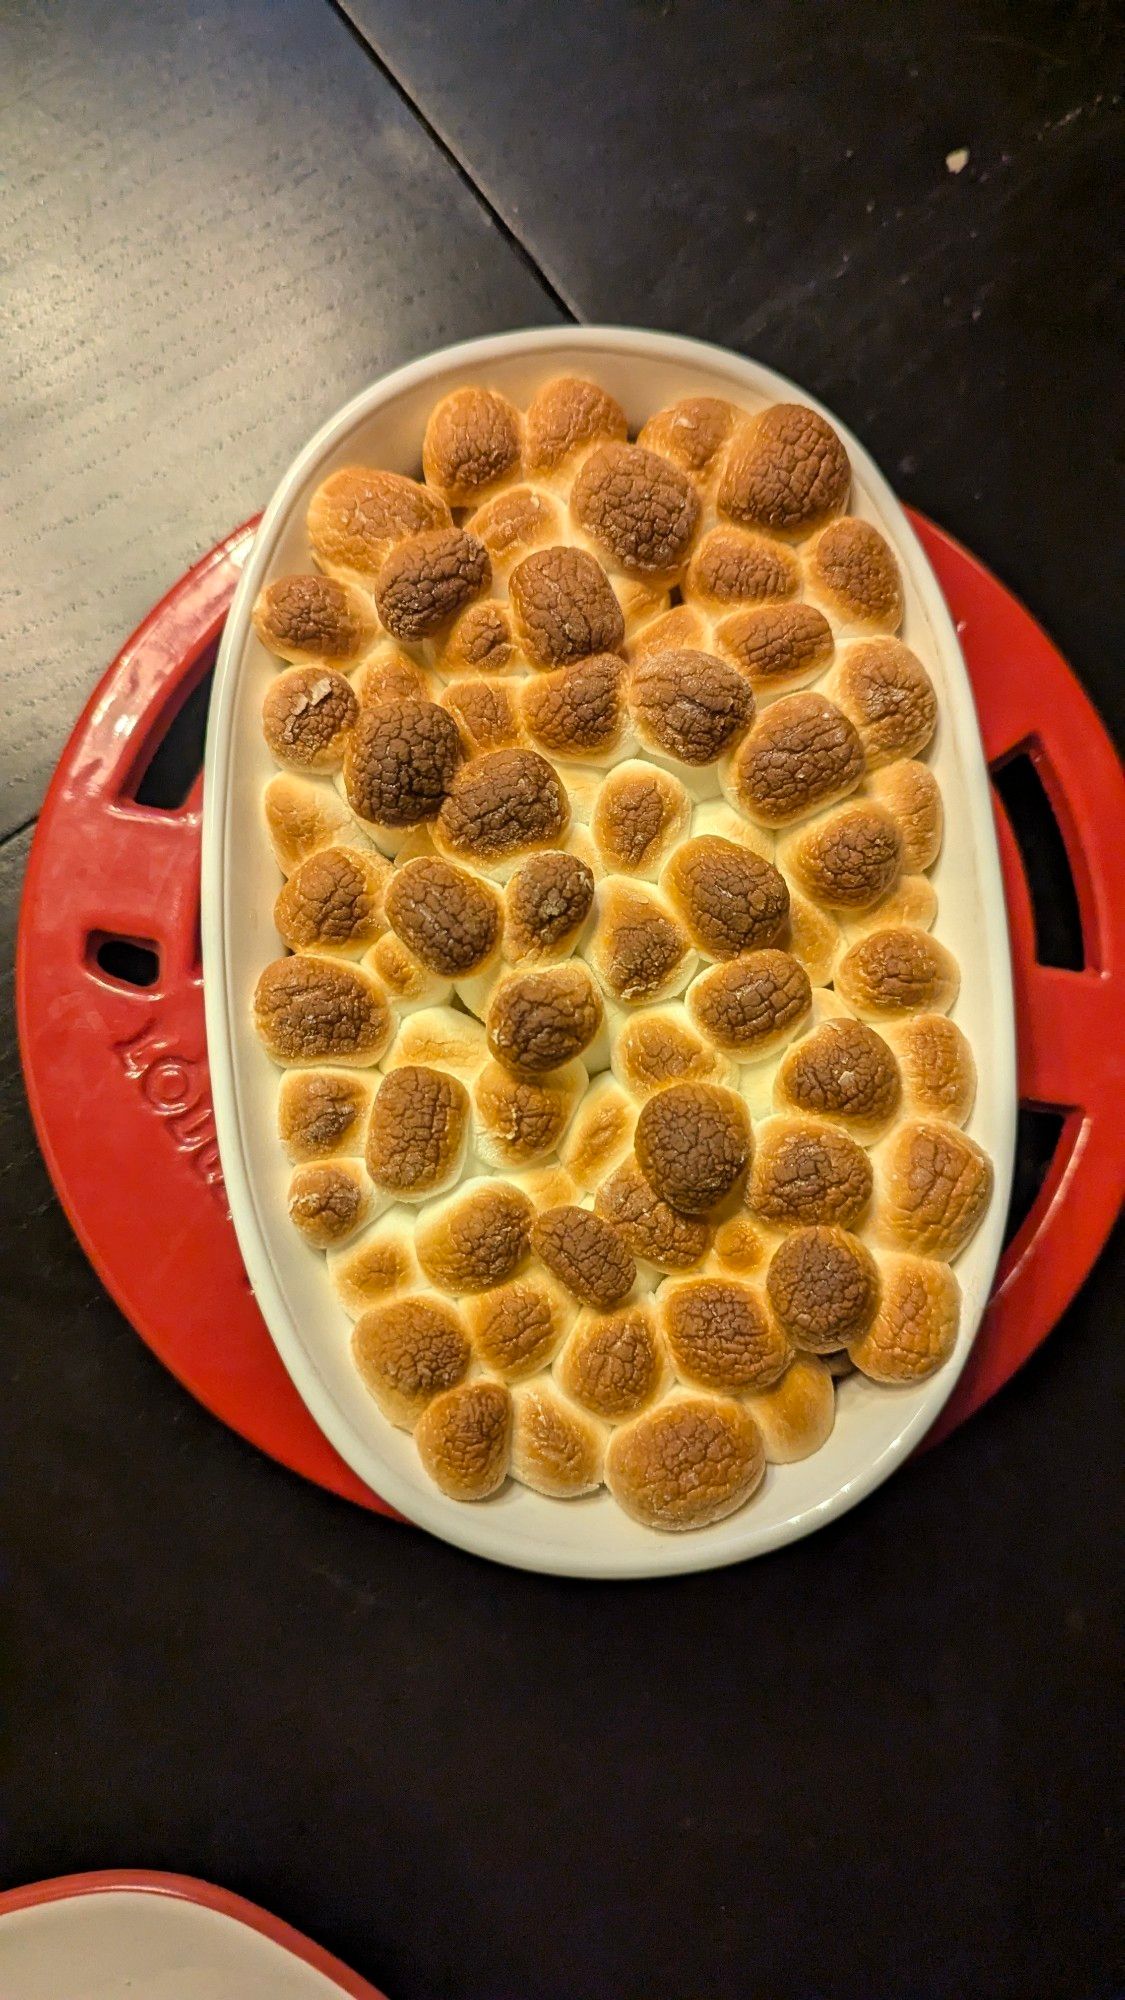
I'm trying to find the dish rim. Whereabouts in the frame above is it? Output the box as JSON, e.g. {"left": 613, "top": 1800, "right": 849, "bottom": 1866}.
{"left": 202, "top": 324, "right": 1017, "bottom": 1578}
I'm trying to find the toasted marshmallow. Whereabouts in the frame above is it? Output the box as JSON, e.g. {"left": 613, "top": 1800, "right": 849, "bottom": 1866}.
{"left": 637, "top": 396, "right": 740, "bottom": 492}
{"left": 422, "top": 385, "right": 523, "bottom": 507}
{"left": 364, "top": 1064, "right": 471, "bottom": 1201}
{"left": 765, "top": 1226, "right": 880, "bottom": 1351}
{"left": 778, "top": 801, "right": 903, "bottom": 912}
{"left": 531, "top": 1204, "right": 637, "bottom": 1310}
{"left": 776, "top": 890, "right": 842, "bottom": 989}
{"left": 433, "top": 599, "right": 519, "bottom": 683}
{"left": 277, "top": 1067, "right": 376, "bottom": 1164}
{"left": 486, "top": 961, "right": 604, "bottom": 1073}
{"left": 287, "top": 1157, "right": 378, "bottom": 1248}
{"left": 415, "top": 1379, "right": 513, "bottom": 1499}
{"left": 373, "top": 528, "right": 491, "bottom": 645}
{"left": 583, "top": 878, "right": 698, "bottom": 1006}
{"left": 611, "top": 1001, "right": 737, "bottom": 1099}
{"left": 307, "top": 465, "right": 450, "bottom": 586}
{"left": 571, "top": 442, "right": 700, "bottom": 580}
{"left": 440, "top": 676, "right": 524, "bottom": 753}
{"left": 465, "top": 1273, "right": 576, "bottom": 1381}
{"left": 362, "top": 933, "right": 453, "bottom": 1014}
{"left": 434, "top": 747, "right": 571, "bottom": 879}
{"left": 273, "top": 845, "right": 391, "bottom": 957}
{"left": 524, "top": 375, "right": 628, "bottom": 480}
{"left": 254, "top": 954, "right": 393, "bottom": 1068}
{"left": 503, "top": 849, "right": 596, "bottom": 963}
{"left": 633, "top": 1082, "right": 752, "bottom": 1215}
{"left": 625, "top": 603, "right": 711, "bottom": 664}
{"left": 557, "top": 1073, "right": 638, "bottom": 1191}
{"left": 871, "top": 1118, "right": 993, "bottom": 1259}
{"left": 595, "top": 1157, "right": 713, "bottom": 1273}
{"left": 352, "top": 644, "right": 435, "bottom": 710}
{"left": 472, "top": 1058, "right": 588, "bottom": 1171}
{"left": 881, "top": 1013, "right": 976, "bottom": 1127}
{"left": 384, "top": 856, "right": 502, "bottom": 980}
{"left": 380, "top": 1005, "right": 488, "bottom": 1084}
{"left": 352, "top": 1291, "right": 471, "bottom": 1427}
{"left": 823, "top": 639, "right": 937, "bottom": 768}
{"left": 343, "top": 698, "right": 464, "bottom": 843}
{"left": 835, "top": 926, "right": 959, "bottom": 1020}
{"left": 744, "top": 1356, "right": 836, "bottom": 1463}
{"left": 590, "top": 761, "right": 693, "bottom": 880}
{"left": 718, "top": 403, "right": 850, "bottom": 539}
{"left": 840, "top": 872, "right": 937, "bottom": 939}
{"left": 685, "top": 523, "right": 800, "bottom": 611}
{"left": 661, "top": 835, "right": 790, "bottom": 960}
{"left": 262, "top": 665, "right": 358, "bottom": 774}
{"left": 263, "top": 775, "right": 373, "bottom": 878}
{"left": 327, "top": 1205, "right": 422, "bottom": 1317}
{"left": 685, "top": 950, "right": 812, "bottom": 1065}
{"left": 802, "top": 516, "right": 904, "bottom": 633}
{"left": 774, "top": 1017, "right": 902, "bottom": 1143}
{"left": 555, "top": 1297, "right": 670, "bottom": 1419}
{"left": 466, "top": 483, "right": 564, "bottom": 577}
{"left": 605, "top": 1393, "right": 765, "bottom": 1530}
{"left": 508, "top": 543, "right": 625, "bottom": 667}
{"left": 253, "top": 572, "right": 378, "bottom": 665}
{"left": 520, "top": 653, "right": 635, "bottom": 766}
{"left": 748, "top": 1115, "right": 874, "bottom": 1230}
{"left": 721, "top": 691, "right": 865, "bottom": 828}
{"left": 864, "top": 760, "right": 943, "bottom": 872}
{"left": 415, "top": 1176, "right": 534, "bottom": 1294}
{"left": 848, "top": 1254, "right": 960, "bottom": 1383}
{"left": 713, "top": 602, "right": 834, "bottom": 704}
{"left": 627, "top": 648, "right": 755, "bottom": 770}
{"left": 658, "top": 1271, "right": 792, "bottom": 1394}
{"left": 510, "top": 1380, "right": 607, "bottom": 1497}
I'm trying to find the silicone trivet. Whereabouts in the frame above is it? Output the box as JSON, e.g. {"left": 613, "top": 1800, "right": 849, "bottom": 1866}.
{"left": 16, "top": 515, "right": 1125, "bottom": 1511}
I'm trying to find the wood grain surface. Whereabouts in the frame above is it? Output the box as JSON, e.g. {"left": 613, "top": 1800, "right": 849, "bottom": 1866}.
{"left": 1, "top": 5, "right": 1121, "bottom": 1999}
{"left": 0, "top": 0, "right": 557, "bottom": 838}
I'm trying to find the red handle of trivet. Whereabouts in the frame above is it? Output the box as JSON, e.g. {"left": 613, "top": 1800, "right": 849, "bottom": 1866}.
{"left": 16, "top": 512, "right": 1125, "bottom": 1508}
{"left": 917, "top": 520, "right": 1125, "bottom": 1445}
{"left": 16, "top": 523, "right": 390, "bottom": 1515}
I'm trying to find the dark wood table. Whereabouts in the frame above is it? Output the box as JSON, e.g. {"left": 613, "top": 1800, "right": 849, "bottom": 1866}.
{"left": 2, "top": 5, "right": 1121, "bottom": 1996}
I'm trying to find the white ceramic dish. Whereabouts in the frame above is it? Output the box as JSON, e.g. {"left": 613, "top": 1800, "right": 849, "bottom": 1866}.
{"left": 0, "top": 1873, "right": 384, "bottom": 1999}
{"left": 202, "top": 326, "right": 1016, "bottom": 1579}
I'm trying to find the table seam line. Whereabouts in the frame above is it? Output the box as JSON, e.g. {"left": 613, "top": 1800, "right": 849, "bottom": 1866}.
{"left": 325, "top": 0, "right": 582, "bottom": 322}
{"left": 0, "top": 813, "right": 37, "bottom": 855}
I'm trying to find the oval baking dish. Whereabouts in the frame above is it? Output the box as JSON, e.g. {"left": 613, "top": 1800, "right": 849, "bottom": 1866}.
{"left": 202, "top": 327, "right": 1015, "bottom": 1578}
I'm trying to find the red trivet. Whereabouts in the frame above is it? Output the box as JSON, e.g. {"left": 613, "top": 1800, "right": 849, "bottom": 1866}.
{"left": 16, "top": 515, "right": 1125, "bottom": 1511}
